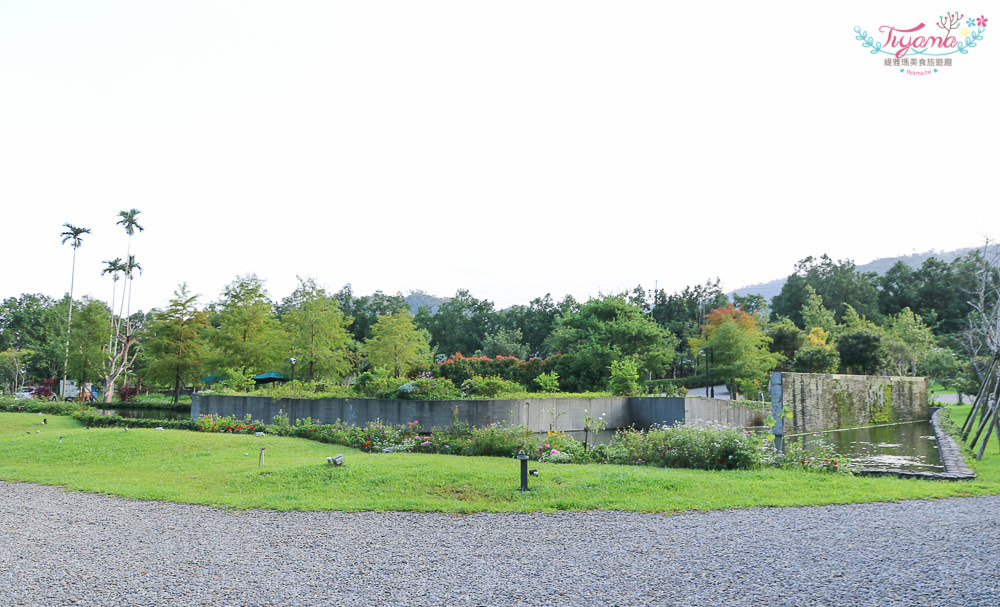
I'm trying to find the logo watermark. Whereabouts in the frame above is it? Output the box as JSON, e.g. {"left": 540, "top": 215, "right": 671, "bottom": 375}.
{"left": 855, "top": 12, "right": 988, "bottom": 75}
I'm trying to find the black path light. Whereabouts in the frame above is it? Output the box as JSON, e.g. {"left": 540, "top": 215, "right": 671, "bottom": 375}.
{"left": 289, "top": 357, "right": 297, "bottom": 382}
{"left": 516, "top": 450, "right": 530, "bottom": 492}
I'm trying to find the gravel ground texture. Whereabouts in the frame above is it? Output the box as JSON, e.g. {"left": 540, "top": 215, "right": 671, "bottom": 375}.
{"left": 2, "top": 482, "right": 999, "bottom": 606}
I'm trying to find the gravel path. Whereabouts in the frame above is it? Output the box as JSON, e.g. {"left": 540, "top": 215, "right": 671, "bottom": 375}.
{"left": 2, "top": 482, "right": 999, "bottom": 606}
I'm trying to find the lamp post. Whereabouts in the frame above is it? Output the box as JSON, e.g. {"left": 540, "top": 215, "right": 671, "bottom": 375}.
{"left": 289, "top": 357, "right": 297, "bottom": 382}
{"left": 700, "top": 347, "right": 714, "bottom": 398}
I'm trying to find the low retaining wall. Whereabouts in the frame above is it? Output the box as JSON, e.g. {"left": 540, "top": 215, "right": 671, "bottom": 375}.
{"left": 191, "top": 394, "right": 761, "bottom": 433}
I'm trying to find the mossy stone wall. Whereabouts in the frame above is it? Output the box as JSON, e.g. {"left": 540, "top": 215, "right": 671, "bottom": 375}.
{"left": 776, "top": 372, "right": 928, "bottom": 434}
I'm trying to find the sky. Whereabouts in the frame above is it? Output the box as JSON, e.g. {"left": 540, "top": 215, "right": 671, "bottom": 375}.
{"left": 1, "top": 1, "right": 997, "bottom": 315}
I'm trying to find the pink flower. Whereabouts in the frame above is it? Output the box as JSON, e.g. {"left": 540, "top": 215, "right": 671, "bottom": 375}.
{"left": 544, "top": 444, "right": 550, "bottom": 448}
{"left": 409, "top": 420, "right": 418, "bottom": 426}
{"left": 550, "top": 449, "right": 560, "bottom": 455}
{"left": 976, "top": 15, "right": 988, "bottom": 27}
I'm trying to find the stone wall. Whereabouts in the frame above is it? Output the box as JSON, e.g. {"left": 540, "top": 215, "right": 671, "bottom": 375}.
{"left": 771, "top": 372, "right": 928, "bottom": 435}
{"left": 191, "top": 394, "right": 761, "bottom": 432}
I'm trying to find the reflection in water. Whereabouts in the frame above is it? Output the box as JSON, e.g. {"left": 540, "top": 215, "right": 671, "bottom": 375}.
{"left": 786, "top": 420, "right": 942, "bottom": 472}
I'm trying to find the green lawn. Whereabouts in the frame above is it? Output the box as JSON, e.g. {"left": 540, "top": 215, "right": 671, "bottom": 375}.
{"left": 2, "top": 409, "right": 998, "bottom": 513}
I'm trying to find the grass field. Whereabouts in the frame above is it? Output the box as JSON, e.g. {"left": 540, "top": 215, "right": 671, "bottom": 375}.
{"left": 2, "top": 407, "right": 998, "bottom": 513}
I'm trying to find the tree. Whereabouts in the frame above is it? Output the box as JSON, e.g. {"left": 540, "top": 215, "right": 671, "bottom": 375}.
{"left": 480, "top": 327, "right": 529, "bottom": 360}
{"left": 884, "top": 307, "right": 935, "bottom": 376}
{"left": 334, "top": 284, "right": 409, "bottom": 342}
{"left": 279, "top": 277, "right": 353, "bottom": 381}
{"left": 650, "top": 280, "right": 728, "bottom": 376}
{"left": 361, "top": 310, "right": 432, "bottom": 377}
{"left": 209, "top": 274, "right": 287, "bottom": 374}
{"left": 494, "top": 294, "right": 565, "bottom": 357}
{"left": 115, "top": 208, "right": 144, "bottom": 321}
{"left": 791, "top": 326, "right": 839, "bottom": 373}
{"left": 144, "top": 284, "right": 209, "bottom": 403}
{"left": 961, "top": 242, "right": 1000, "bottom": 383}
{"left": 422, "top": 289, "right": 497, "bottom": 356}
{"left": 60, "top": 223, "right": 91, "bottom": 396}
{"left": 771, "top": 255, "right": 881, "bottom": 327}
{"left": 800, "top": 286, "right": 837, "bottom": 335}
{"left": 545, "top": 294, "right": 678, "bottom": 392}
{"left": 690, "top": 305, "right": 779, "bottom": 398}
{"left": 836, "top": 330, "right": 884, "bottom": 375}
{"left": 766, "top": 317, "right": 805, "bottom": 371}
{"left": 68, "top": 297, "right": 112, "bottom": 394}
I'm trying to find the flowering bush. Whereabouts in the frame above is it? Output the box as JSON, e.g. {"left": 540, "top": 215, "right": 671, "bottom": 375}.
{"left": 610, "top": 422, "right": 767, "bottom": 470}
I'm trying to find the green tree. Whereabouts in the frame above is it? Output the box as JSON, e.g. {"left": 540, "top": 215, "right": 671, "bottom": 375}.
{"left": 546, "top": 295, "right": 678, "bottom": 392}
{"left": 361, "top": 310, "right": 432, "bottom": 377}
{"left": 279, "top": 277, "right": 353, "bottom": 381}
{"left": 771, "top": 255, "right": 881, "bottom": 327}
{"left": 209, "top": 274, "right": 287, "bottom": 374}
{"left": 884, "top": 307, "right": 936, "bottom": 376}
{"left": 766, "top": 317, "right": 805, "bottom": 371}
{"left": 334, "top": 285, "right": 409, "bottom": 342}
{"left": 422, "top": 289, "right": 497, "bottom": 356}
{"left": 608, "top": 359, "right": 641, "bottom": 396}
{"left": 480, "top": 327, "right": 529, "bottom": 359}
{"left": 494, "top": 293, "right": 567, "bottom": 357}
{"left": 68, "top": 297, "right": 112, "bottom": 394}
{"left": 800, "top": 285, "right": 837, "bottom": 334}
{"left": 60, "top": 223, "right": 91, "bottom": 396}
{"left": 836, "top": 330, "right": 884, "bottom": 375}
{"left": 144, "top": 284, "right": 210, "bottom": 403}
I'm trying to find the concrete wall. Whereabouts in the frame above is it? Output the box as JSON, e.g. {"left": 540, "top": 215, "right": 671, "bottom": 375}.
{"left": 771, "top": 372, "right": 928, "bottom": 434}
{"left": 191, "top": 394, "right": 760, "bottom": 432}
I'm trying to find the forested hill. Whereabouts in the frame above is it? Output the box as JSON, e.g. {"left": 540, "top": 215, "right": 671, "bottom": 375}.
{"left": 730, "top": 246, "right": 983, "bottom": 302}
{"left": 404, "top": 290, "right": 450, "bottom": 314}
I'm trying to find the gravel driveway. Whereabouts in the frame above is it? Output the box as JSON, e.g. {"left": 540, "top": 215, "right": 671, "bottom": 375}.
{"left": 2, "top": 481, "right": 999, "bottom": 606}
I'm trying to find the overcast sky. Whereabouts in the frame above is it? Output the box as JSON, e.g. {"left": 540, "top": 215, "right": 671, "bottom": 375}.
{"left": 1, "top": 1, "right": 996, "bottom": 314}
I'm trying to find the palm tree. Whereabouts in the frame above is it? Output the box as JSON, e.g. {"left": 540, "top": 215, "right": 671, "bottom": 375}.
{"left": 60, "top": 223, "right": 91, "bottom": 399}
{"left": 102, "top": 258, "right": 125, "bottom": 351}
{"left": 116, "top": 208, "right": 143, "bottom": 320}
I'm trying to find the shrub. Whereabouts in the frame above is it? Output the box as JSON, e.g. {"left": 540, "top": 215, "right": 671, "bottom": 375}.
{"left": 534, "top": 371, "right": 560, "bottom": 393}
{"left": 380, "top": 377, "right": 459, "bottom": 400}
{"left": 460, "top": 375, "right": 526, "bottom": 399}
{"left": 610, "top": 422, "right": 766, "bottom": 470}
{"left": 353, "top": 367, "right": 397, "bottom": 397}
{"left": 608, "top": 359, "right": 640, "bottom": 396}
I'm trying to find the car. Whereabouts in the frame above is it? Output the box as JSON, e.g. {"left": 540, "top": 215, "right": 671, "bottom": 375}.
{"left": 13, "top": 386, "right": 36, "bottom": 400}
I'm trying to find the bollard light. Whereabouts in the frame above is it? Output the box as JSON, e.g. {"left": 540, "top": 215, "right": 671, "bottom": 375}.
{"left": 259, "top": 447, "right": 265, "bottom": 466}
{"left": 516, "top": 450, "right": 530, "bottom": 492}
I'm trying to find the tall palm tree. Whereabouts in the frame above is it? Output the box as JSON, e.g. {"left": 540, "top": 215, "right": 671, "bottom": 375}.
{"left": 116, "top": 208, "right": 143, "bottom": 320}
{"left": 102, "top": 258, "right": 125, "bottom": 351}
{"left": 60, "top": 223, "right": 91, "bottom": 399}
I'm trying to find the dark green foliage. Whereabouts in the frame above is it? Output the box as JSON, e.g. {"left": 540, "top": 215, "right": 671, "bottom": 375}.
{"left": 771, "top": 255, "right": 881, "bottom": 327}
{"left": 334, "top": 284, "right": 409, "bottom": 342}
{"left": 792, "top": 345, "right": 840, "bottom": 374}
{"left": 836, "top": 330, "right": 884, "bottom": 375}
{"left": 767, "top": 318, "right": 806, "bottom": 371}
{"left": 419, "top": 289, "right": 496, "bottom": 357}
{"left": 545, "top": 295, "right": 677, "bottom": 391}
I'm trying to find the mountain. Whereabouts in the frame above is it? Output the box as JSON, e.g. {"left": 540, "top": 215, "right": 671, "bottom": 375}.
{"left": 404, "top": 290, "right": 450, "bottom": 314}
{"left": 729, "top": 247, "right": 982, "bottom": 302}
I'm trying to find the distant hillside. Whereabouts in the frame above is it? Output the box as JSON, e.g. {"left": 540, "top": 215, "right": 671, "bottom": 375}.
{"left": 405, "top": 290, "right": 449, "bottom": 314}
{"left": 730, "top": 246, "right": 983, "bottom": 302}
